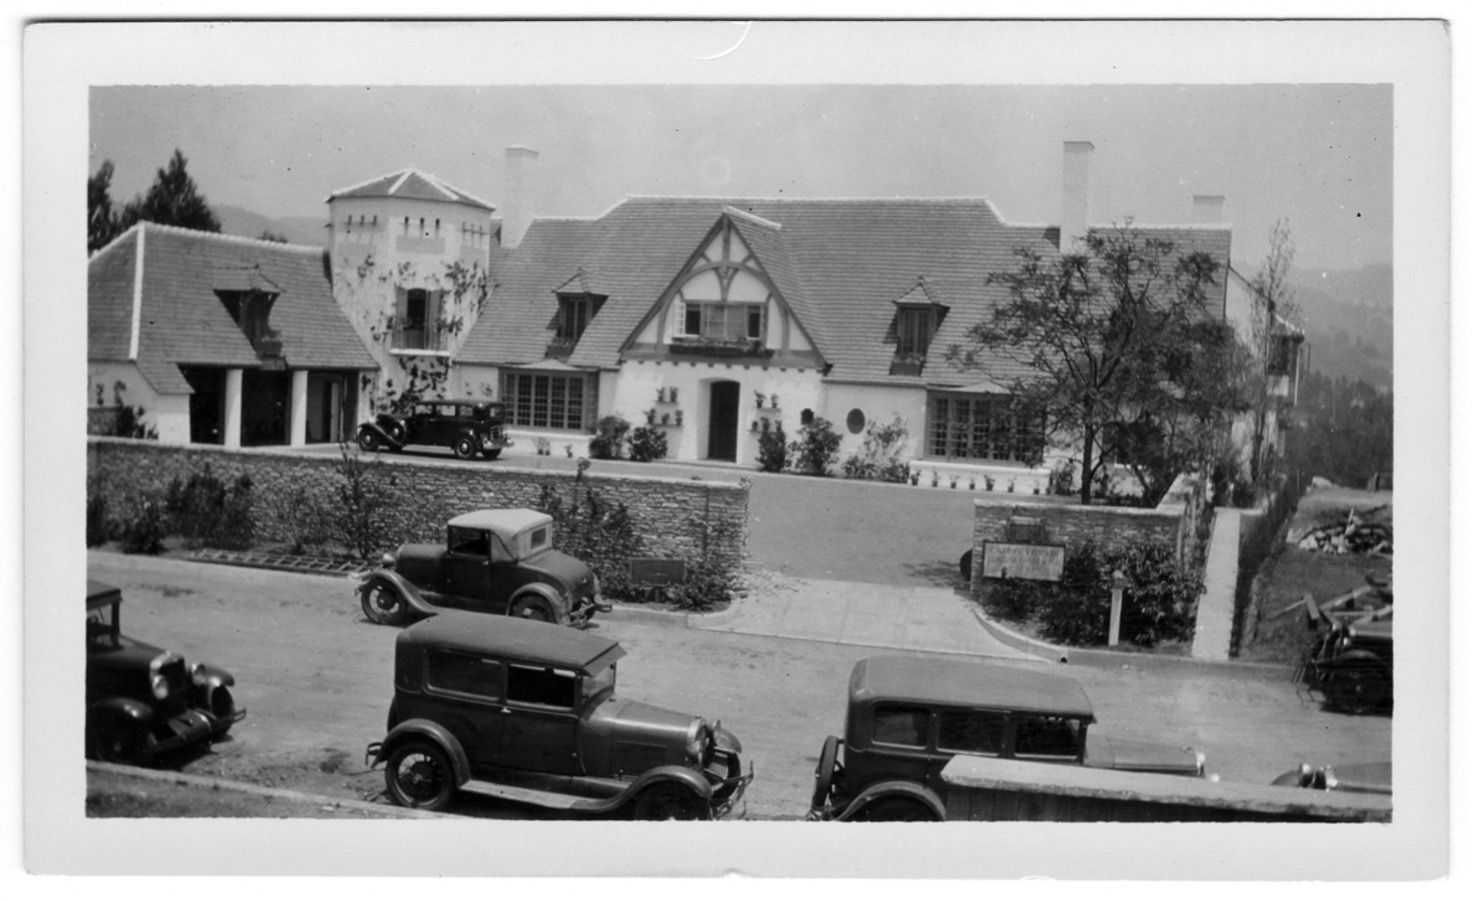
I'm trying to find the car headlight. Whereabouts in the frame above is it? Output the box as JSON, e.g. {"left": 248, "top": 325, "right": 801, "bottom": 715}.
{"left": 151, "top": 673, "right": 170, "bottom": 700}
{"left": 380, "top": 552, "right": 395, "bottom": 568}
{"left": 1194, "top": 749, "right": 1207, "bottom": 777}
{"left": 685, "top": 720, "right": 707, "bottom": 762}
{"left": 191, "top": 663, "right": 208, "bottom": 686}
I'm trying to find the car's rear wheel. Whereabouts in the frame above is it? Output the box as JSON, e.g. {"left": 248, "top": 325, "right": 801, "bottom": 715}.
{"left": 361, "top": 582, "right": 412, "bottom": 627}
{"left": 635, "top": 785, "right": 710, "bottom": 821}
{"left": 384, "top": 740, "right": 457, "bottom": 811}
{"left": 356, "top": 429, "right": 379, "bottom": 452}
{"left": 852, "top": 796, "right": 941, "bottom": 822}
{"left": 1326, "top": 663, "right": 1390, "bottom": 715}
{"left": 90, "top": 715, "right": 149, "bottom": 765}
{"left": 811, "top": 735, "right": 842, "bottom": 811}
{"left": 453, "top": 436, "right": 477, "bottom": 459}
{"left": 511, "top": 595, "right": 556, "bottom": 623}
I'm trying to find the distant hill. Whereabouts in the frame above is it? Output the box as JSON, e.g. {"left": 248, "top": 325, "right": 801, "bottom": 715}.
{"left": 1287, "top": 264, "right": 1393, "bottom": 391}
{"left": 215, "top": 205, "right": 326, "bottom": 248}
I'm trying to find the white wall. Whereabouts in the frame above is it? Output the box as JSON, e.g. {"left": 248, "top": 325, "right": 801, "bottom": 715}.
{"left": 820, "top": 382, "right": 928, "bottom": 461}
{"left": 87, "top": 362, "right": 191, "bottom": 444}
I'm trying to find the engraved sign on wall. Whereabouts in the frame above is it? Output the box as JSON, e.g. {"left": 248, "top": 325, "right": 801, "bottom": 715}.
{"left": 980, "top": 541, "right": 1065, "bottom": 581}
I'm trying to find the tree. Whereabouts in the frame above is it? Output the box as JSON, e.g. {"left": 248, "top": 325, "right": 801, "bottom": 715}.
{"left": 257, "top": 230, "right": 290, "bottom": 244}
{"left": 88, "top": 160, "right": 121, "bottom": 253}
{"left": 949, "top": 225, "right": 1252, "bottom": 506}
{"left": 1246, "top": 219, "right": 1301, "bottom": 486}
{"left": 117, "top": 149, "right": 221, "bottom": 234}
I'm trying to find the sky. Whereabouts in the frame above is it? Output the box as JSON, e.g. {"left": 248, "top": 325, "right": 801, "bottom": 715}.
{"left": 89, "top": 82, "right": 1393, "bottom": 274}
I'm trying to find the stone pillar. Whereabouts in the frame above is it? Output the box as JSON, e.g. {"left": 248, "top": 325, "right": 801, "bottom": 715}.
{"left": 223, "top": 369, "right": 244, "bottom": 449}
{"left": 290, "top": 370, "right": 310, "bottom": 446}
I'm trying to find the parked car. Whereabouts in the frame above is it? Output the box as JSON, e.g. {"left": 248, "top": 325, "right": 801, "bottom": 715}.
{"left": 809, "top": 655, "right": 1206, "bottom": 821}
{"left": 1299, "top": 578, "right": 1393, "bottom": 716}
{"left": 365, "top": 610, "right": 752, "bottom": 818}
{"left": 353, "top": 508, "right": 610, "bottom": 627}
{"left": 1271, "top": 761, "right": 1391, "bottom": 795}
{"left": 86, "top": 580, "right": 245, "bottom": 764}
{"left": 356, "top": 398, "right": 512, "bottom": 460}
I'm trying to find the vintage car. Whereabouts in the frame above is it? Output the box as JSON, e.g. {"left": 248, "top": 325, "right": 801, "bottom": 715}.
{"left": 356, "top": 398, "right": 512, "bottom": 460}
{"left": 354, "top": 508, "right": 609, "bottom": 627}
{"left": 809, "top": 656, "right": 1206, "bottom": 821}
{"left": 86, "top": 580, "right": 245, "bottom": 764}
{"left": 1271, "top": 760, "right": 1391, "bottom": 795}
{"left": 365, "top": 611, "right": 752, "bottom": 818}
{"left": 1299, "top": 577, "right": 1393, "bottom": 716}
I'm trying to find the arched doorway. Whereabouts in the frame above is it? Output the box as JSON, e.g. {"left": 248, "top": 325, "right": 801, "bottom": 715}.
{"left": 707, "top": 380, "right": 740, "bottom": 462}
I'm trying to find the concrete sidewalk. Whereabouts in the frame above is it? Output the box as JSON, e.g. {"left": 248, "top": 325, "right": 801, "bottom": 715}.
{"left": 694, "top": 575, "right": 1034, "bottom": 660}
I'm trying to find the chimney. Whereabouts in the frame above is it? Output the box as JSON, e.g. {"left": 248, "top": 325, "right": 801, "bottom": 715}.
{"left": 1192, "top": 194, "right": 1226, "bottom": 224}
{"left": 1060, "top": 141, "right": 1094, "bottom": 252}
{"left": 501, "top": 145, "right": 539, "bottom": 249}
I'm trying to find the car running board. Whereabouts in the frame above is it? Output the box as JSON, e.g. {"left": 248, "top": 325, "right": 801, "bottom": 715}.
{"left": 460, "top": 778, "right": 616, "bottom": 812}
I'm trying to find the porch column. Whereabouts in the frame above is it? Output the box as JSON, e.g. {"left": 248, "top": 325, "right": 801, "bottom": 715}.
{"left": 289, "top": 369, "right": 310, "bottom": 446}
{"left": 223, "top": 368, "right": 244, "bottom": 449}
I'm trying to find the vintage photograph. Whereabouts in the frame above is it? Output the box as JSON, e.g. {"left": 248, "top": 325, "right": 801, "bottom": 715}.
{"left": 23, "top": 18, "right": 1449, "bottom": 879}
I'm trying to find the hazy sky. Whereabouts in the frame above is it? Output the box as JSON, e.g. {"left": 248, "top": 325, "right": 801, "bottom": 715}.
{"left": 90, "top": 82, "right": 1391, "bottom": 275}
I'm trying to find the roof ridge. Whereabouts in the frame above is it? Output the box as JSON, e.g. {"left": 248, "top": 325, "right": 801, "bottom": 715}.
{"left": 88, "top": 222, "right": 142, "bottom": 261}
{"left": 623, "top": 194, "right": 999, "bottom": 204}
{"left": 328, "top": 167, "right": 496, "bottom": 210}
{"left": 138, "top": 220, "right": 328, "bottom": 254}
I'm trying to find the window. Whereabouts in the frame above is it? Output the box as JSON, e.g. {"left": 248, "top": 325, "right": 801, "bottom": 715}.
{"left": 425, "top": 650, "right": 502, "bottom": 699}
{"left": 581, "top": 663, "right": 616, "bottom": 703}
{"left": 507, "top": 664, "right": 577, "bottom": 709}
{"left": 936, "top": 709, "right": 1006, "bottom": 755}
{"left": 896, "top": 308, "right": 935, "bottom": 359}
{"left": 528, "top": 527, "right": 549, "bottom": 551}
{"left": 871, "top": 703, "right": 930, "bottom": 747}
{"left": 395, "top": 289, "right": 442, "bottom": 350}
{"left": 556, "top": 294, "right": 604, "bottom": 345}
{"left": 447, "top": 527, "right": 489, "bottom": 556}
{"left": 501, "top": 371, "right": 591, "bottom": 431}
{"left": 927, "top": 393, "right": 1044, "bottom": 463}
{"left": 1268, "top": 335, "right": 1295, "bottom": 376}
{"left": 846, "top": 409, "right": 866, "bottom": 435}
{"left": 682, "top": 302, "right": 762, "bottom": 342}
{"left": 1012, "top": 715, "right": 1083, "bottom": 760}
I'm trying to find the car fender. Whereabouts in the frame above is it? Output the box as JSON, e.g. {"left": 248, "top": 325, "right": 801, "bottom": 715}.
{"left": 834, "top": 779, "right": 946, "bottom": 822}
{"left": 193, "top": 663, "right": 236, "bottom": 689}
{"left": 360, "top": 570, "right": 438, "bottom": 618}
{"left": 509, "top": 582, "right": 567, "bottom": 619}
{"left": 358, "top": 421, "right": 404, "bottom": 450}
{"left": 375, "top": 719, "right": 471, "bottom": 786}
{"left": 618, "top": 764, "right": 715, "bottom": 804}
{"left": 89, "top": 696, "right": 155, "bottom": 727}
{"left": 1324, "top": 648, "right": 1389, "bottom": 675}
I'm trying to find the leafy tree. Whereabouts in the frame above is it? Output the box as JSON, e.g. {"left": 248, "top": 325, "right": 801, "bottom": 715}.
{"left": 117, "top": 149, "right": 221, "bottom": 234}
{"left": 949, "top": 225, "right": 1252, "bottom": 505}
{"left": 88, "top": 160, "right": 122, "bottom": 253}
{"left": 258, "top": 230, "right": 290, "bottom": 244}
{"left": 1283, "top": 370, "right": 1393, "bottom": 487}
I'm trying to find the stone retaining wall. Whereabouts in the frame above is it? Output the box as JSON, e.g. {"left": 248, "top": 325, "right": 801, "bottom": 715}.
{"left": 86, "top": 438, "right": 748, "bottom": 571}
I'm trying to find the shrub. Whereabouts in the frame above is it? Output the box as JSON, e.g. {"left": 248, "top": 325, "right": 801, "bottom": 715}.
{"left": 589, "top": 415, "right": 631, "bottom": 460}
{"left": 662, "top": 516, "right": 743, "bottom": 612}
{"left": 536, "top": 484, "right": 644, "bottom": 600}
{"left": 789, "top": 416, "right": 842, "bottom": 476}
{"left": 334, "top": 444, "right": 395, "bottom": 560}
{"left": 212, "top": 473, "right": 256, "bottom": 550}
{"left": 86, "top": 478, "right": 111, "bottom": 547}
{"left": 983, "top": 578, "right": 1045, "bottom": 622}
{"left": 118, "top": 500, "right": 165, "bottom": 555}
{"left": 1048, "top": 460, "right": 1077, "bottom": 496}
{"left": 162, "top": 465, "right": 255, "bottom": 549}
{"left": 263, "top": 486, "right": 335, "bottom": 555}
{"left": 1032, "top": 542, "right": 1199, "bottom": 647}
{"left": 626, "top": 425, "right": 669, "bottom": 463}
{"left": 757, "top": 424, "right": 788, "bottom": 473}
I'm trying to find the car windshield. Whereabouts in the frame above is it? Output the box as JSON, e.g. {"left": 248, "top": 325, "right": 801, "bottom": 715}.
{"left": 87, "top": 608, "right": 117, "bottom": 648}
{"left": 582, "top": 662, "right": 616, "bottom": 703}
{"left": 522, "top": 525, "right": 551, "bottom": 554}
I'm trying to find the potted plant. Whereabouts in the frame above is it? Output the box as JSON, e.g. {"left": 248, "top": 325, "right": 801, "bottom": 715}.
{"left": 755, "top": 391, "right": 767, "bottom": 409}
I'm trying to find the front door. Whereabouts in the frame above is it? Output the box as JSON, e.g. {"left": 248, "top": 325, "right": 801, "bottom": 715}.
{"left": 707, "top": 380, "right": 740, "bottom": 462}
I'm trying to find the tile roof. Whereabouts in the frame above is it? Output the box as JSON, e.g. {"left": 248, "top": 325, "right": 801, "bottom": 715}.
{"left": 456, "top": 197, "right": 1231, "bottom": 387}
{"left": 88, "top": 223, "right": 378, "bottom": 394}
{"left": 326, "top": 169, "right": 496, "bottom": 211}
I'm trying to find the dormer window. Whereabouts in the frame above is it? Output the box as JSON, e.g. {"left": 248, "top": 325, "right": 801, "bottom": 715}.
{"left": 889, "top": 279, "right": 947, "bottom": 376}
{"left": 213, "top": 267, "right": 283, "bottom": 359}
{"left": 548, "top": 278, "right": 606, "bottom": 358}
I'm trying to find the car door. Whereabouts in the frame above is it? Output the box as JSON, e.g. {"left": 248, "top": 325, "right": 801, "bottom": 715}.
{"left": 852, "top": 702, "right": 933, "bottom": 791}
{"left": 440, "top": 527, "right": 493, "bottom": 610}
{"left": 927, "top": 706, "right": 1008, "bottom": 789}
{"left": 497, "top": 662, "right": 582, "bottom": 775}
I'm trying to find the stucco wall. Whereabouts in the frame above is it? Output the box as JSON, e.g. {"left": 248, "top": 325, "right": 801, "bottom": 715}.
{"left": 87, "top": 438, "right": 749, "bottom": 573}
{"left": 820, "top": 382, "right": 927, "bottom": 462}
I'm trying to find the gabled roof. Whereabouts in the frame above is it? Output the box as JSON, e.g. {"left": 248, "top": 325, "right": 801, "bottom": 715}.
{"left": 326, "top": 169, "right": 496, "bottom": 212}
{"left": 456, "top": 197, "right": 1231, "bottom": 386}
{"left": 88, "top": 223, "right": 378, "bottom": 394}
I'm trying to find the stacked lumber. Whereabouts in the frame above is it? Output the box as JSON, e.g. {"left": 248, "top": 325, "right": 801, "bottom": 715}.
{"left": 1293, "top": 508, "right": 1393, "bottom": 555}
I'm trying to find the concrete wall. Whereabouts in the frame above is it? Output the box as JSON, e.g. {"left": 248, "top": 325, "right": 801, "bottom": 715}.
{"left": 87, "top": 438, "right": 748, "bottom": 572}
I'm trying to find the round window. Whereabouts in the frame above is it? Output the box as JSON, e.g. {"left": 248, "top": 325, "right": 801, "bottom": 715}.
{"left": 846, "top": 409, "right": 866, "bottom": 434}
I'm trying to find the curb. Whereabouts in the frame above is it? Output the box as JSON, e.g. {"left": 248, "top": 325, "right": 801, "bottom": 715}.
{"left": 86, "top": 761, "right": 451, "bottom": 819}
{"left": 968, "top": 606, "right": 1295, "bottom": 679}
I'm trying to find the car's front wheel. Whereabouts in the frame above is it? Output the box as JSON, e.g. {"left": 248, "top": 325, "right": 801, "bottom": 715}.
{"left": 361, "top": 581, "right": 412, "bottom": 627}
{"left": 511, "top": 595, "right": 557, "bottom": 623}
{"left": 634, "top": 785, "right": 710, "bottom": 820}
{"left": 811, "top": 735, "right": 843, "bottom": 811}
{"left": 453, "top": 436, "right": 477, "bottom": 459}
{"left": 384, "top": 740, "right": 457, "bottom": 811}
{"left": 89, "top": 715, "right": 149, "bottom": 765}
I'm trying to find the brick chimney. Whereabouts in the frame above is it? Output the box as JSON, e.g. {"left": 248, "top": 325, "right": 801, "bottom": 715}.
{"left": 1193, "top": 194, "right": 1226, "bottom": 224}
{"left": 501, "top": 145, "right": 539, "bottom": 249}
{"left": 1060, "top": 141, "right": 1094, "bottom": 253}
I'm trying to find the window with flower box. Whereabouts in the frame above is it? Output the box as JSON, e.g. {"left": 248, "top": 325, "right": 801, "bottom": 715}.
{"left": 926, "top": 393, "right": 1043, "bottom": 463}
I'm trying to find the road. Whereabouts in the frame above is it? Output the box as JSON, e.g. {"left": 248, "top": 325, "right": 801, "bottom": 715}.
{"left": 86, "top": 551, "right": 1391, "bottom": 821}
